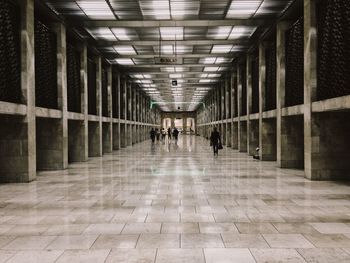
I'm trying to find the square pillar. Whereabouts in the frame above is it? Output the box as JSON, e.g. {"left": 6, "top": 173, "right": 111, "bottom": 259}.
{"left": 67, "top": 44, "right": 89, "bottom": 162}
{"left": 37, "top": 23, "right": 68, "bottom": 171}
{"left": 88, "top": 56, "right": 102, "bottom": 157}
{"left": 0, "top": 0, "right": 36, "bottom": 182}
{"left": 103, "top": 66, "right": 113, "bottom": 154}
{"left": 304, "top": 0, "right": 318, "bottom": 180}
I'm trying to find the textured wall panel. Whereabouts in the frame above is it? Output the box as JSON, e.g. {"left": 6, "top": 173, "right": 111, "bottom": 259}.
{"left": 35, "top": 20, "right": 58, "bottom": 109}
{"left": 285, "top": 17, "right": 304, "bottom": 107}
{"left": 88, "top": 59, "right": 97, "bottom": 115}
{"left": 265, "top": 42, "right": 277, "bottom": 111}
{"left": 67, "top": 44, "right": 81, "bottom": 113}
{"left": 0, "top": 1, "right": 21, "bottom": 103}
{"left": 317, "top": 0, "right": 350, "bottom": 100}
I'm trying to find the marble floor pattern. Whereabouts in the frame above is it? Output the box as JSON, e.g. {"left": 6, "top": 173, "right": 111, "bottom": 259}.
{"left": 0, "top": 136, "right": 350, "bottom": 262}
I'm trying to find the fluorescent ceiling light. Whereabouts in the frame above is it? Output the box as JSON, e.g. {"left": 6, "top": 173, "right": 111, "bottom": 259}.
{"left": 87, "top": 28, "right": 115, "bottom": 41}
{"left": 111, "top": 28, "right": 132, "bottom": 40}
{"left": 77, "top": 1, "right": 115, "bottom": 19}
{"left": 161, "top": 45, "right": 173, "bottom": 55}
{"left": 199, "top": 79, "right": 212, "bottom": 83}
{"left": 226, "top": 0, "right": 262, "bottom": 19}
{"left": 204, "top": 66, "right": 219, "bottom": 72}
{"left": 175, "top": 67, "right": 185, "bottom": 72}
{"left": 208, "top": 73, "right": 221, "bottom": 78}
{"left": 170, "top": 73, "right": 182, "bottom": 78}
{"left": 215, "top": 57, "right": 227, "bottom": 64}
{"left": 140, "top": 0, "right": 170, "bottom": 19}
{"left": 114, "top": 45, "right": 136, "bottom": 55}
{"left": 201, "top": 57, "right": 216, "bottom": 64}
{"left": 212, "top": 45, "right": 233, "bottom": 54}
{"left": 200, "top": 73, "right": 208, "bottom": 78}
{"left": 160, "top": 27, "right": 183, "bottom": 40}
{"left": 170, "top": 0, "right": 200, "bottom": 18}
{"left": 115, "top": 58, "right": 134, "bottom": 65}
{"left": 141, "top": 80, "right": 152, "bottom": 84}
{"left": 143, "top": 74, "right": 152, "bottom": 78}
{"left": 229, "top": 26, "right": 257, "bottom": 39}
{"left": 208, "top": 26, "right": 232, "bottom": 39}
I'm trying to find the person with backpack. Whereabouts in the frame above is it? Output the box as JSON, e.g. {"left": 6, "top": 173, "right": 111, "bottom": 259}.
{"left": 150, "top": 128, "right": 156, "bottom": 143}
{"left": 210, "top": 127, "right": 221, "bottom": 156}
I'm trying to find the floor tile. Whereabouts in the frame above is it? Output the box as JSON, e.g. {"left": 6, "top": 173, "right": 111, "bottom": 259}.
{"left": 55, "top": 249, "right": 110, "bottom": 263}
{"left": 3, "top": 236, "right": 57, "bottom": 250}
{"left": 263, "top": 234, "right": 315, "bottom": 248}
{"left": 181, "top": 234, "right": 224, "bottom": 248}
{"left": 46, "top": 235, "right": 98, "bottom": 250}
{"left": 204, "top": 248, "right": 256, "bottom": 263}
{"left": 199, "top": 223, "right": 239, "bottom": 233}
{"left": 92, "top": 234, "right": 139, "bottom": 249}
{"left": 83, "top": 223, "right": 125, "bottom": 235}
{"left": 156, "top": 249, "right": 205, "bottom": 263}
{"left": 235, "top": 223, "right": 278, "bottom": 234}
{"left": 161, "top": 223, "right": 199, "bottom": 233}
{"left": 105, "top": 248, "right": 155, "bottom": 262}
{"left": 250, "top": 248, "right": 306, "bottom": 263}
{"left": 221, "top": 233, "right": 269, "bottom": 248}
{"left": 6, "top": 250, "right": 63, "bottom": 263}
{"left": 122, "top": 223, "right": 161, "bottom": 234}
{"left": 297, "top": 248, "right": 350, "bottom": 263}
{"left": 137, "top": 234, "right": 180, "bottom": 248}
{"left": 310, "top": 223, "right": 350, "bottom": 234}
{"left": 273, "top": 223, "right": 320, "bottom": 234}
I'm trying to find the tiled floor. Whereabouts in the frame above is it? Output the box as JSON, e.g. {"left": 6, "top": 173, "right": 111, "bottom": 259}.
{"left": 0, "top": 135, "right": 350, "bottom": 262}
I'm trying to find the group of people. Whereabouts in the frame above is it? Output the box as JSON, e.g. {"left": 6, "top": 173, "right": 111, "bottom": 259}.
{"left": 150, "top": 127, "right": 179, "bottom": 144}
{"left": 150, "top": 126, "right": 223, "bottom": 156}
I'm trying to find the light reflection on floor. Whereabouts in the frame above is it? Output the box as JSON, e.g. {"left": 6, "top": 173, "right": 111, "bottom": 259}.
{"left": 0, "top": 135, "right": 349, "bottom": 262}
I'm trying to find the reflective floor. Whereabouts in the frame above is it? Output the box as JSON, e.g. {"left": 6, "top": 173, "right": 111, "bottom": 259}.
{"left": 0, "top": 136, "right": 350, "bottom": 262}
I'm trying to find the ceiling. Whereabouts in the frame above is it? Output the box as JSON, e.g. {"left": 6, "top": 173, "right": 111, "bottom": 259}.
{"left": 43, "top": 0, "right": 294, "bottom": 112}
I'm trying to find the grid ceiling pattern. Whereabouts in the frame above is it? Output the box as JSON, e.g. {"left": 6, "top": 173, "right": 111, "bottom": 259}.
{"left": 44, "top": 0, "right": 294, "bottom": 111}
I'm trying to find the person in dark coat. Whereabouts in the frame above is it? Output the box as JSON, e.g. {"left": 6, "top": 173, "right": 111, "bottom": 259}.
{"left": 173, "top": 127, "right": 179, "bottom": 144}
{"left": 150, "top": 128, "right": 156, "bottom": 143}
{"left": 167, "top": 127, "right": 172, "bottom": 140}
{"left": 210, "top": 127, "right": 221, "bottom": 156}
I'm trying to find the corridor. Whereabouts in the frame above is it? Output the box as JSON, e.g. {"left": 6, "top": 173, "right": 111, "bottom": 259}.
{"left": 0, "top": 136, "right": 349, "bottom": 262}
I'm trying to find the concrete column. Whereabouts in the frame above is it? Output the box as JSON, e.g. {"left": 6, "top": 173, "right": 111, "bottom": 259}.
{"left": 81, "top": 44, "right": 89, "bottom": 161}
{"left": 304, "top": 0, "right": 318, "bottom": 179}
{"left": 258, "top": 42, "right": 276, "bottom": 160}
{"left": 113, "top": 71, "right": 120, "bottom": 150}
{"left": 0, "top": 0, "right": 36, "bottom": 182}
{"left": 37, "top": 23, "right": 68, "bottom": 170}
{"left": 276, "top": 21, "right": 302, "bottom": 167}
{"left": 246, "top": 55, "right": 252, "bottom": 154}
{"left": 103, "top": 66, "right": 113, "bottom": 154}
{"left": 238, "top": 62, "right": 247, "bottom": 152}
{"left": 258, "top": 42, "right": 266, "bottom": 157}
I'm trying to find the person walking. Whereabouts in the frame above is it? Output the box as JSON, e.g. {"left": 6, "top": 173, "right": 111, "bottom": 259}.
{"left": 150, "top": 128, "right": 156, "bottom": 143}
{"left": 167, "top": 127, "right": 172, "bottom": 141}
{"left": 210, "top": 127, "right": 221, "bottom": 156}
{"left": 173, "top": 127, "right": 179, "bottom": 144}
{"left": 161, "top": 128, "right": 166, "bottom": 142}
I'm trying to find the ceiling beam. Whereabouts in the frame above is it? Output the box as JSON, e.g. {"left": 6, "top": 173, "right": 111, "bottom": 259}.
{"left": 124, "top": 70, "right": 233, "bottom": 74}
{"left": 119, "top": 63, "right": 232, "bottom": 68}
{"left": 97, "top": 39, "right": 250, "bottom": 47}
{"left": 131, "top": 77, "right": 221, "bottom": 81}
{"left": 104, "top": 53, "right": 242, "bottom": 59}
{"left": 78, "top": 19, "right": 270, "bottom": 28}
